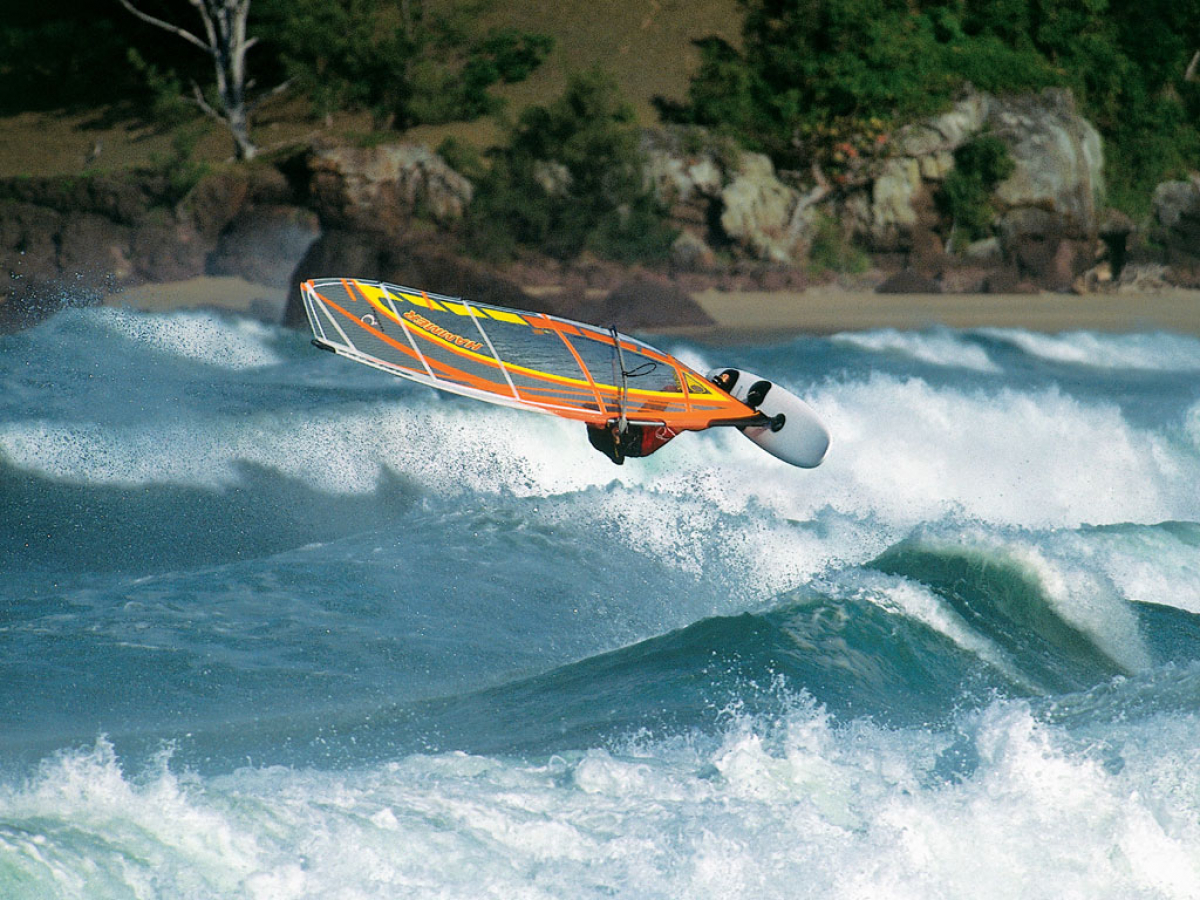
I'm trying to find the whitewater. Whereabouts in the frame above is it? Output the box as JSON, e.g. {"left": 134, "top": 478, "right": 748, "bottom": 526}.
{"left": 2, "top": 304, "right": 1199, "bottom": 899}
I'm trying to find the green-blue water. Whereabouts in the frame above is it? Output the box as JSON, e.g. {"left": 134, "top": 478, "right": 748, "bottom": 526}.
{"left": 2, "top": 306, "right": 1199, "bottom": 897}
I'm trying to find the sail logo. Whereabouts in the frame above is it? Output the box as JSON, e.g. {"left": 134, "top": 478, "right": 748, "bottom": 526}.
{"left": 403, "top": 310, "right": 484, "bottom": 351}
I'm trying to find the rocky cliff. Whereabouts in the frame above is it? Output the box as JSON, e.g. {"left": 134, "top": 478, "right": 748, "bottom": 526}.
{"left": 0, "top": 86, "right": 1189, "bottom": 333}
{"left": 642, "top": 87, "right": 1113, "bottom": 293}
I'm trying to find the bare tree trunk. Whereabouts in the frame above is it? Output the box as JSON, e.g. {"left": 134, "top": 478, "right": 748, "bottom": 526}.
{"left": 117, "top": 0, "right": 285, "bottom": 161}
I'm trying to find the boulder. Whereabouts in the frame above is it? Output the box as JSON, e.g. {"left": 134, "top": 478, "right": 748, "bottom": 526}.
{"left": 308, "top": 143, "right": 473, "bottom": 235}
{"left": 600, "top": 275, "right": 714, "bottom": 329}
{"left": 963, "top": 237, "right": 1003, "bottom": 265}
{"left": 982, "top": 267, "right": 1039, "bottom": 294}
{"left": 840, "top": 86, "right": 1104, "bottom": 286}
{"left": 1115, "top": 263, "right": 1172, "bottom": 293}
{"left": 641, "top": 127, "right": 727, "bottom": 206}
{"left": 919, "top": 151, "right": 956, "bottom": 181}
{"left": 997, "top": 204, "right": 1095, "bottom": 289}
{"left": 1153, "top": 179, "right": 1200, "bottom": 230}
{"left": 938, "top": 264, "right": 989, "bottom": 293}
{"left": 989, "top": 88, "right": 1104, "bottom": 237}
{"left": 719, "top": 153, "right": 813, "bottom": 264}
{"left": 285, "top": 231, "right": 531, "bottom": 329}
{"left": 669, "top": 230, "right": 717, "bottom": 271}
{"left": 130, "top": 221, "right": 208, "bottom": 283}
{"left": 895, "top": 91, "right": 990, "bottom": 158}
{"left": 870, "top": 158, "right": 923, "bottom": 250}
{"left": 1151, "top": 178, "right": 1200, "bottom": 267}
{"left": 875, "top": 270, "right": 942, "bottom": 294}
{"left": 643, "top": 129, "right": 816, "bottom": 265}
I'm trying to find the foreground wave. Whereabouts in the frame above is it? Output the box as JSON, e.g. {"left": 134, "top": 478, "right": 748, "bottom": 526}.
{"left": 2, "top": 307, "right": 1199, "bottom": 898}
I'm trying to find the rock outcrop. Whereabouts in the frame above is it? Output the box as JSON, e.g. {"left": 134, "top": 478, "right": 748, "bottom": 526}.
{"left": 307, "top": 142, "right": 474, "bottom": 234}
{"left": 642, "top": 128, "right": 820, "bottom": 268}
{"left": 641, "top": 89, "right": 1107, "bottom": 290}
{"left": 823, "top": 87, "right": 1105, "bottom": 290}
{"left": 0, "top": 163, "right": 320, "bottom": 331}
{"left": 600, "top": 275, "right": 714, "bottom": 329}
{"left": 989, "top": 89, "right": 1103, "bottom": 238}
{"left": 1150, "top": 178, "right": 1200, "bottom": 281}
{"left": 0, "top": 94, "right": 1185, "bottom": 333}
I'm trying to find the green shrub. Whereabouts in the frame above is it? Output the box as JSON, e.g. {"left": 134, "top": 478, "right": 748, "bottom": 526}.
{"left": 586, "top": 199, "right": 678, "bottom": 264}
{"left": 938, "top": 135, "right": 1015, "bottom": 247}
{"left": 436, "top": 138, "right": 488, "bottom": 182}
{"left": 672, "top": 0, "right": 1200, "bottom": 214}
{"left": 808, "top": 213, "right": 869, "bottom": 274}
{"left": 127, "top": 49, "right": 194, "bottom": 128}
{"left": 465, "top": 71, "right": 675, "bottom": 264}
{"left": 266, "top": 0, "right": 551, "bottom": 129}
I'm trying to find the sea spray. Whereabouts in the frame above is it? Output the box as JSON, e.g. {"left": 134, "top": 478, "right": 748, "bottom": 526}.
{"left": 2, "top": 309, "right": 1199, "bottom": 897}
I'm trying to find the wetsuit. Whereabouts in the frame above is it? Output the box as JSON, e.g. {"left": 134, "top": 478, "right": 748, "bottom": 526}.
{"left": 586, "top": 422, "right": 679, "bottom": 465}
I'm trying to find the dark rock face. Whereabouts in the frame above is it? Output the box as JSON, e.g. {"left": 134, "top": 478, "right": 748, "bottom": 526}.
{"left": 0, "top": 164, "right": 317, "bottom": 331}
{"left": 981, "top": 267, "right": 1039, "bottom": 294}
{"left": 1151, "top": 179, "right": 1200, "bottom": 283}
{"left": 875, "top": 270, "right": 942, "bottom": 294}
{"left": 285, "top": 232, "right": 535, "bottom": 328}
{"left": 208, "top": 205, "right": 320, "bottom": 285}
{"left": 0, "top": 200, "right": 122, "bottom": 331}
{"left": 306, "top": 143, "right": 473, "bottom": 234}
{"left": 600, "top": 275, "right": 715, "bottom": 329}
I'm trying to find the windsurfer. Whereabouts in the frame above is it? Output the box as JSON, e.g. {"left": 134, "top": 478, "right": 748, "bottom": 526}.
{"left": 586, "top": 369, "right": 751, "bottom": 464}
{"left": 586, "top": 421, "right": 679, "bottom": 465}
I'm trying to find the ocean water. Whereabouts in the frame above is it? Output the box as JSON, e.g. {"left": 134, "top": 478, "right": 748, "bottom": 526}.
{"left": 2, "top": 306, "right": 1200, "bottom": 899}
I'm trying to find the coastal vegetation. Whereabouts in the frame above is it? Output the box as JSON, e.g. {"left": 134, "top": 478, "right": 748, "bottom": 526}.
{"left": 462, "top": 70, "right": 676, "bottom": 263}
{"left": 670, "top": 0, "right": 1200, "bottom": 216}
{"left": 0, "top": 0, "right": 1196, "bottom": 277}
{"left": 0, "top": 1, "right": 552, "bottom": 162}
{"left": 938, "top": 135, "right": 1017, "bottom": 248}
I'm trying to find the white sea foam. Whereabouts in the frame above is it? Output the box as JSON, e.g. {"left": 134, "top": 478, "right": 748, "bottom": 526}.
{"left": 666, "top": 348, "right": 1200, "bottom": 530}
{"left": 95, "top": 307, "right": 283, "bottom": 370}
{"left": 831, "top": 328, "right": 1000, "bottom": 371}
{"left": 4, "top": 702, "right": 1200, "bottom": 900}
{"left": 6, "top": 361, "right": 1198, "bottom": 625}
{"left": 891, "top": 529, "right": 1154, "bottom": 675}
{"left": 983, "top": 329, "right": 1200, "bottom": 371}
{"left": 795, "top": 375, "right": 1200, "bottom": 529}
{"left": 10, "top": 316, "right": 1198, "bottom": 536}
{"left": 1056, "top": 524, "right": 1200, "bottom": 616}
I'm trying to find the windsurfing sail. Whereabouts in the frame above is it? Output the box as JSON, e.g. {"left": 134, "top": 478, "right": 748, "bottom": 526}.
{"left": 300, "top": 277, "right": 760, "bottom": 431}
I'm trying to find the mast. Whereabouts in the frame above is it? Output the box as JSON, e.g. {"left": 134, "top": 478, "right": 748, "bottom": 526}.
{"left": 610, "top": 326, "right": 629, "bottom": 434}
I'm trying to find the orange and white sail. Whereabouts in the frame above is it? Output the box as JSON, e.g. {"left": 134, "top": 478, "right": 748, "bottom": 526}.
{"left": 301, "top": 278, "right": 758, "bottom": 431}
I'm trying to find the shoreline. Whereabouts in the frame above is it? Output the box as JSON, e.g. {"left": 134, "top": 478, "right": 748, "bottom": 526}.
{"left": 103, "top": 276, "right": 1200, "bottom": 338}
{"left": 679, "top": 286, "right": 1200, "bottom": 338}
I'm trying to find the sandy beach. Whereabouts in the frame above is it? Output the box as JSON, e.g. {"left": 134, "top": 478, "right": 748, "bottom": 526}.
{"left": 684, "top": 286, "right": 1200, "bottom": 338}
{"left": 104, "top": 276, "right": 1200, "bottom": 337}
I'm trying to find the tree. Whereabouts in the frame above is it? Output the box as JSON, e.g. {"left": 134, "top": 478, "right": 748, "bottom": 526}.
{"left": 267, "top": 0, "right": 551, "bottom": 129}
{"left": 466, "top": 71, "right": 676, "bottom": 262}
{"left": 116, "top": 0, "right": 286, "bottom": 159}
